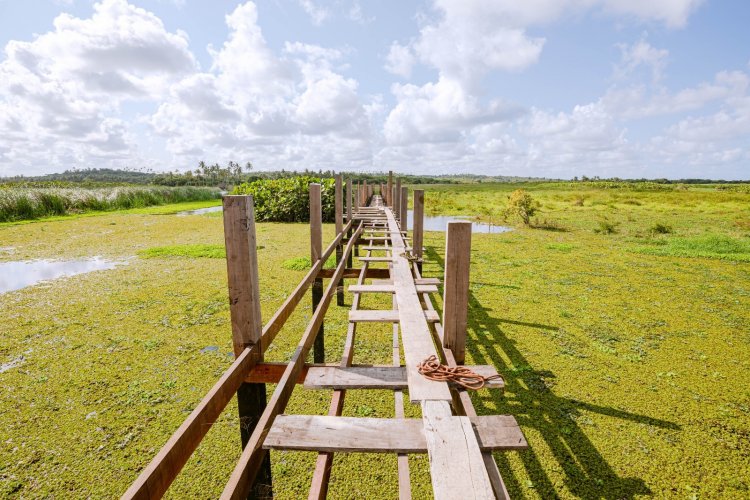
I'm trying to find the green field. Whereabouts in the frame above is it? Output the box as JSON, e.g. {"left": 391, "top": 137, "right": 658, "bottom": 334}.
{"left": 1, "top": 182, "right": 748, "bottom": 498}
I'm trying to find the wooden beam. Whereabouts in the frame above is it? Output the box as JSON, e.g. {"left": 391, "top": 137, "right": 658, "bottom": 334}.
{"left": 263, "top": 415, "right": 527, "bottom": 453}
{"left": 335, "top": 174, "right": 344, "bottom": 306}
{"left": 387, "top": 170, "right": 393, "bottom": 207}
{"left": 348, "top": 284, "right": 438, "bottom": 294}
{"left": 318, "top": 267, "right": 390, "bottom": 279}
{"left": 422, "top": 401, "right": 495, "bottom": 499}
{"left": 443, "top": 221, "right": 472, "bottom": 365}
{"left": 303, "top": 365, "right": 503, "bottom": 390}
{"left": 349, "top": 309, "right": 441, "bottom": 323}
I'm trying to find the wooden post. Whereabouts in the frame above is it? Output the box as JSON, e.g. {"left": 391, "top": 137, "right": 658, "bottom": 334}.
{"left": 395, "top": 178, "right": 402, "bottom": 221}
{"left": 442, "top": 221, "right": 471, "bottom": 365}
{"left": 222, "top": 195, "right": 272, "bottom": 497}
{"left": 387, "top": 171, "right": 393, "bottom": 207}
{"left": 413, "top": 189, "right": 424, "bottom": 273}
{"left": 363, "top": 180, "right": 368, "bottom": 206}
{"left": 346, "top": 178, "right": 353, "bottom": 268}
{"left": 400, "top": 186, "right": 409, "bottom": 233}
{"left": 310, "top": 184, "right": 325, "bottom": 363}
{"left": 354, "top": 182, "right": 360, "bottom": 257}
{"left": 335, "top": 175, "right": 344, "bottom": 306}
{"left": 392, "top": 187, "right": 397, "bottom": 217}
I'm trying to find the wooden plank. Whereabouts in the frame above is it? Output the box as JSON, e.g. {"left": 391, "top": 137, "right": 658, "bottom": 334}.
{"left": 443, "top": 221, "right": 472, "bottom": 364}
{"left": 263, "top": 414, "right": 526, "bottom": 453}
{"left": 318, "top": 267, "right": 390, "bottom": 279}
{"left": 303, "top": 365, "right": 503, "bottom": 390}
{"left": 220, "top": 226, "right": 363, "bottom": 500}
{"left": 392, "top": 288, "right": 412, "bottom": 499}
{"left": 349, "top": 309, "right": 440, "bottom": 323}
{"left": 335, "top": 175, "right": 344, "bottom": 306}
{"left": 348, "top": 284, "right": 438, "bottom": 294}
{"left": 387, "top": 170, "right": 393, "bottom": 207}
{"left": 415, "top": 277, "right": 440, "bottom": 286}
{"left": 310, "top": 183, "right": 325, "bottom": 363}
{"left": 358, "top": 256, "right": 393, "bottom": 262}
{"left": 384, "top": 208, "right": 451, "bottom": 402}
{"left": 421, "top": 401, "right": 495, "bottom": 500}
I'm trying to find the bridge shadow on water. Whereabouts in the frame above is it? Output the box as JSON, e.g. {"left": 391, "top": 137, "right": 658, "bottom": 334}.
{"left": 424, "top": 246, "right": 680, "bottom": 499}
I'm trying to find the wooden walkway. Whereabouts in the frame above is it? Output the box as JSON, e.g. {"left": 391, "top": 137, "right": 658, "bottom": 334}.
{"left": 123, "top": 174, "right": 527, "bottom": 499}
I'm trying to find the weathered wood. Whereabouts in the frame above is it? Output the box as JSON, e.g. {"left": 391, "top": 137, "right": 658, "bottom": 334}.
{"left": 222, "top": 196, "right": 263, "bottom": 359}
{"left": 335, "top": 174, "right": 345, "bottom": 306}
{"left": 413, "top": 190, "right": 424, "bottom": 270}
{"left": 395, "top": 178, "right": 402, "bottom": 220}
{"left": 310, "top": 183, "right": 325, "bottom": 364}
{"left": 221, "top": 195, "right": 271, "bottom": 497}
{"left": 317, "top": 267, "right": 390, "bottom": 279}
{"left": 263, "top": 414, "right": 526, "bottom": 453}
{"left": 400, "top": 186, "right": 409, "bottom": 232}
{"left": 349, "top": 309, "right": 441, "bottom": 323}
{"left": 122, "top": 348, "right": 256, "bottom": 499}
{"left": 358, "top": 256, "right": 393, "bottom": 262}
{"left": 443, "top": 221, "right": 472, "bottom": 364}
{"left": 421, "top": 401, "right": 495, "bottom": 500}
{"left": 346, "top": 178, "right": 353, "bottom": 268}
{"left": 348, "top": 284, "right": 438, "bottom": 294}
{"left": 303, "top": 365, "right": 503, "bottom": 390}
{"left": 220, "top": 225, "right": 362, "bottom": 500}
{"left": 384, "top": 208, "right": 451, "bottom": 402}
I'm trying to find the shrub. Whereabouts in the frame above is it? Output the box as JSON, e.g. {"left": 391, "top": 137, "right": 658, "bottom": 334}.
{"left": 649, "top": 223, "right": 673, "bottom": 235}
{"left": 232, "top": 176, "right": 335, "bottom": 222}
{"left": 504, "top": 189, "right": 539, "bottom": 225}
{"left": 594, "top": 220, "right": 618, "bottom": 234}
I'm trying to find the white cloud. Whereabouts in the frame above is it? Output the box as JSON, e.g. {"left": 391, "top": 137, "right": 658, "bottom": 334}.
{"left": 149, "top": 2, "right": 373, "bottom": 169}
{"left": 384, "top": 42, "right": 415, "bottom": 79}
{"left": 615, "top": 37, "right": 669, "bottom": 83}
{"left": 298, "top": 0, "right": 330, "bottom": 26}
{"left": 0, "top": 0, "right": 195, "bottom": 175}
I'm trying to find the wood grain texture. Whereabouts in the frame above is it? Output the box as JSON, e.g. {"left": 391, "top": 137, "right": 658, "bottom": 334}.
{"left": 422, "top": 401, "right": 495, "bottom": 500}
{"left": 348, "top": 309, "right": 441, "bottom": 323}
{"left": 348, "top": 284, "right": 438, "bottom": 294}
{"left": 303, "top": 365, "right": 503, "bottom": 390}
{"left": 442, "top": 221, "right": 472, "bottom": 364}
{"left": 412, "top": 190, "right": 424, "bottom": 261}
{"left": 263, "top": 414, "right": 526, "bottom": 453}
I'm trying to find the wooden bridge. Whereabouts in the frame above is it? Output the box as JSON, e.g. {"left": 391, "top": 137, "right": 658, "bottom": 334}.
{"left": 123, "top": 172, "right": 528, "bottom": 499}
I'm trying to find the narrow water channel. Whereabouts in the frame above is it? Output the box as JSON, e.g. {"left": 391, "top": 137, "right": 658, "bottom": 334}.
{"left": 0, "top": 258, "right": 125, "bottom": 293}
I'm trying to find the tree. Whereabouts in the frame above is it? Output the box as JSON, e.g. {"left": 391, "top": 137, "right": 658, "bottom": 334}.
{"left": 505, "top": 189, "right": 539, "bottom": 225}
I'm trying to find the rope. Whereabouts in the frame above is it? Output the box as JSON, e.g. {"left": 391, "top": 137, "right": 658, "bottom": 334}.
{"left": 416, "top": 355, "right": 502, "bottom": 390}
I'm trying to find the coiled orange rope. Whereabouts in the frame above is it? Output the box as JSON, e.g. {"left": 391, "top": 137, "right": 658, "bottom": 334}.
{"left": 417, "top": 355, "right": 501, "bottom": 390}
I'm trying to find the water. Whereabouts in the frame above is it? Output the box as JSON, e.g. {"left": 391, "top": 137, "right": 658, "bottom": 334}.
{"left": 176, "top": 205, "right": 222, "bottom": 216}
{"left": 0, "top": 258, "right": 125, "bottom": 293}
{"left": 406, "top": 210, "right": 511, "bottom": 234}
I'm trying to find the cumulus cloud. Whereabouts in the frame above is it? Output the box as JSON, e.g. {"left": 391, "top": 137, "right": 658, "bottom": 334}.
{"left": 298, "top": 0, "right": 330, "bottom": 26}
{"left": 149, "top": 2, "right": 373, "bottom": 168}
{"left": 0, "top": 0, "right": 195, "bottom": 174}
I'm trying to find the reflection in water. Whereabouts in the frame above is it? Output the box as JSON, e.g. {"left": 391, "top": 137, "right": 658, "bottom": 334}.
{"left": 0, "top": 258, "right": 125, "bottom": 293}
{"left": 176, "top": 205, "right": 222, "bottom": 216}
{"left": 406, "top": 210, "right": 512, "bottom": 234}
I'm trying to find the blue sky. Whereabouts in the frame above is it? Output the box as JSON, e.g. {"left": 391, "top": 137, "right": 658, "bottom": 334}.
{"left": 0, "top": 0, "right": 748, "bottom": 179}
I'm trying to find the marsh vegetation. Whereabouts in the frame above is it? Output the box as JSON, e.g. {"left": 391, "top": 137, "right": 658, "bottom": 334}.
{"left": 0, "top": 182, "right": 748, "bottom": 498}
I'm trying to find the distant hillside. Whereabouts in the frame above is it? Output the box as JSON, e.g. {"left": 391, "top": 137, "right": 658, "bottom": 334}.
{"left": 3, "top": 168, "right": 155, "bottom": 184}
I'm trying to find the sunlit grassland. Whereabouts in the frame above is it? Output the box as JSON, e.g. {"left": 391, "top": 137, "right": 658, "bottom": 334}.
{"left": 1, "top": 183, "right": 749, "bottom": 498}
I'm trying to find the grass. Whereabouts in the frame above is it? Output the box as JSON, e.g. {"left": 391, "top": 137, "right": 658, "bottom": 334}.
{"left": 0, "top": 185, "right": 220, "bottom": 222}
{"left": 139, "top": 244, "right": 226, "bottom": 259}
{"left": 631, "top": 234, "right": 750, "bottom": 262}
{"left": 1, "top": 183, "right": 749, "bottom": 498}
{"left": 281, "top": 254, "right": 337, "bottom": 270}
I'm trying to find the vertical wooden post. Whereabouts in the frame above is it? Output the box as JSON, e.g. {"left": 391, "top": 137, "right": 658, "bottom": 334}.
{"left": 395, "top": 178, "right": 402, "bottom": 221}
{"left": 310, "top": 184, "right": 324, "bottom": 363}
{"left": 222, "top": 195, "right": 272, "bottom": 498}
{"left": 335, "top": 175, "right": 344, "bottom": 306}
{"left": 363, "top": 180, "right": 368, "bottom": 206}
{"left": 354, "top": 182, "right": 360, "bottom": 257}
{"left": 392, "top": 186, "right": 397, "bottom": 217}
{"left": 346, "top": 178, "right": 353, "bottom": 268}
{"left": 413, "top": 189, "right": 424, "bottom": 273}
{"left": 400, "top": 186, "right": 409, "bottom": 232}
{"left": 387, "top": 171, "right": 393, "bottom": 207}
{"left": 442, "top": 221, "right": 471, "bottom": 364}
